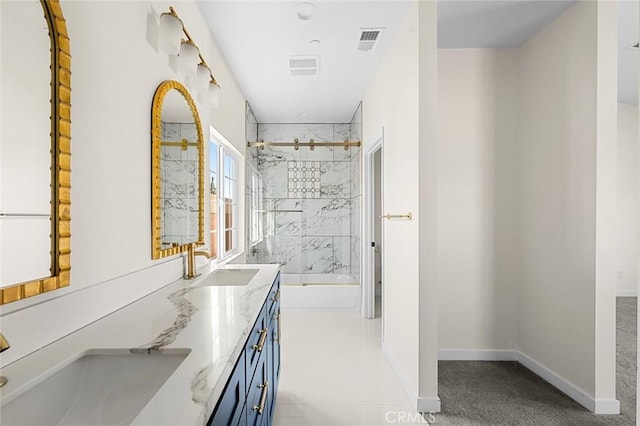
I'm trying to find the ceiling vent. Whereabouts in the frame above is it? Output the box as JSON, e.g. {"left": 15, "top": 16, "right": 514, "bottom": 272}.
{"left": 356, "top": 28, "right": 385, "bottom": 52}
{"left": 289, "top": 56, "right": 319, "bottom": 76}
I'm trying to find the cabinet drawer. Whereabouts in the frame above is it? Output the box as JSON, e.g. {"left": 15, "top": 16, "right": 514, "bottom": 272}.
{"left": 209, "top": 351, "right": 246, "bottom": 426}
{"left": 246, "top": 352, "right": 270, "bottom": 426}
{"left": 267, "top": 275, "right": 280, "bottom": 325}
{"left": 267, "top": 308, "right": 280, "bottom": 421}
{"left": 245, "top": 304, "right": 268, "bottom": 388}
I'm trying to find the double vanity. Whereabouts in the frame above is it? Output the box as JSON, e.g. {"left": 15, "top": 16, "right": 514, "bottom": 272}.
{"left": 0, "top": 264, "right": 281, "bottom": 426}
{"left": 1, "top": 2, "right": 281, "bottom": 424}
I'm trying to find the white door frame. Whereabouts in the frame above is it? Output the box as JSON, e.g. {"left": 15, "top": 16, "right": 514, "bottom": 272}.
{"left": 362, "top": 131, "right": 383, "bottom": 319}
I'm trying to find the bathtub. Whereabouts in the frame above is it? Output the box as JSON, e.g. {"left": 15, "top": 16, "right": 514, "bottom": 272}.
{"left": 279, "top": 273, "right": 361, "bottom": 310}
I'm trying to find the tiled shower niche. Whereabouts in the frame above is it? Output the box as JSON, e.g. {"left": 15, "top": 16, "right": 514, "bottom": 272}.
{"left": 246, "top": 104, "right": 362, "bottom": 282}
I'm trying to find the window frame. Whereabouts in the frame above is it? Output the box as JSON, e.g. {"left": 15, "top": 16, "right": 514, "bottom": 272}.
{"left": 248, "top": 166, "right": 264, "bottom": 247}
{"left": 209, "top": 127, "right": 243, "bottom": 262}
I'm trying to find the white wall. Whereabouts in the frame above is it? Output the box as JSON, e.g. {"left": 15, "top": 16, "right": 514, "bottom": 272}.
{"left": 617, "top": 102, "right": 639, "bottom": 297}
{"left": 437, "top": 48, "right": 519, "bottom": 352}
{"left": 435, "top": 1, "right": 618, "bottom": 412}
{"left": 362, "top": 1, "right": 440, "bottom": 411}
{"left": 417, "top": 0, "right": 439, "bottom": 410}
{"left": 518, "top": 0, "right": 617, "bottom": 407}
{"left": 362, "top": 1, "right": 420, "bottom": 407}
{"left": 0, "top": 0, "right": 247, "bottom": 366}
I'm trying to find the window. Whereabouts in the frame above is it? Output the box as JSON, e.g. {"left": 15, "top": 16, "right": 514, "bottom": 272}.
{"left": 248, "top": 167, "right": 263, "bottom": 246}
{"left": 209, "top": 128, "right": 241, "bottom": 260}
{"left": 209, "top": 141, "right": 219, "bottom": 259}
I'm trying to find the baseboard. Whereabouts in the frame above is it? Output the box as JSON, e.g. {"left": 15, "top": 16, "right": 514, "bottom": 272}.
{"left": 382, "top": 342, "right": 418, "bottom": 410}
{"left": 438, "top": 349, "right": 518, "bottom": 361}
{"left": 437, "top": 348, "right": 620, "bottom": 415}
{"left": 517, "top": 352, "right": 619, "bottom": 414}
{"left": 594, "top": 398, "right": 621, "bottom": 415}
{"left": 616, "top": 290, "right": 637, "bottom": 297}
{"left": 417, "top": 397, "right": 441, "bottom": 412}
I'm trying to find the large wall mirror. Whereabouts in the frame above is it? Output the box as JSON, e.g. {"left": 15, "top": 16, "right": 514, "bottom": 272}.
{"left": 151, "top": 81, "right": 205, "bottom": 259}
{"left": 0, "top": 0, "right": 71, "bottom": 305}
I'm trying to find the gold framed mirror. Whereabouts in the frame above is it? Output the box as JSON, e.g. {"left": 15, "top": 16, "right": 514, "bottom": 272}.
{"left": 151, "top": 81, "right": 205, "bottom": 259}
{"left": 0, "top": 0, "right": 71, "bottom": 305}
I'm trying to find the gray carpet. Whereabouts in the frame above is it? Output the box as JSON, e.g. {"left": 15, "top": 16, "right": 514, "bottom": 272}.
{"left": 435, "top": 298, "right": 636, "bottom": 426}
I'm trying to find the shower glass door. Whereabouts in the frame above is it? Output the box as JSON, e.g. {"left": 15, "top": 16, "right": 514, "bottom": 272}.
{"left": 248, "top": 144, "right": 303, "bottom": 286}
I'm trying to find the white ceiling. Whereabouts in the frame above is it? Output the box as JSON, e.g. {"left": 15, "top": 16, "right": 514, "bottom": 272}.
{"left": 438, "top": 0, "right": 639, "bottom": 106}
{"left": 438, "top": 1, "right": 576, "bottom": 47}
{"left": 198, "top": 0, "right": 638, "bottom": 124}
{"left": 197, "top": 1, "right": 411, "bottom": 123}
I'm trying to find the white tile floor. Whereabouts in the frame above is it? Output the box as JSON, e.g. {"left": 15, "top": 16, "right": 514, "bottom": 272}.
{"left": 273, "top": 307, "right": 429, "bottom": 425}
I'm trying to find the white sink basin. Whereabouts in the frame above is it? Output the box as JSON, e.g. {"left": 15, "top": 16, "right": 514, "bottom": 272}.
{"left": 1, "top": 348, "right": 190, "bottom": 426}
{"left": 195, "top": 268, "right": 259, "bottom": 286}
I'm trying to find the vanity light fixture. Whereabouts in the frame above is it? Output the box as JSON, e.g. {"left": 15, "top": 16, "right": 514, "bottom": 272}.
{"left": 158, "top": 11, "right": 183, "bottom": 54}
{"left": 207, "top": 82, "right": 221, "bottom": 108}
{"left": 158, "top": 6, "right": 221, "bottom": 107}
{"left": 178, "top": 40, "right": 199, "bottom": 76}
{"left": 195, "top": 63, "right": 211, "bottom": 91}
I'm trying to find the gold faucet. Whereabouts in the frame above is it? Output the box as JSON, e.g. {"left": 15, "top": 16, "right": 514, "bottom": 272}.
{"left": 0, "top": 333, "right": 9, "bottom": 387}
{"left": 186, "top": 243, "right": 211, "bottom": 279}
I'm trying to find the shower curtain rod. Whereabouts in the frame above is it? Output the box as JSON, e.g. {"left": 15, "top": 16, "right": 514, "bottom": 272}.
{"left": 247, "top": 139, "right": 361, "bottom": 150}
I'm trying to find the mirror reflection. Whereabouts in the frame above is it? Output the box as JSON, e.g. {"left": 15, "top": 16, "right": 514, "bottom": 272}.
{"left": 152, "top": 81, "right": 204, "bottom": 259}
{"left": 0, "top": 0, "right": 53, "bottom": 287}
{"left": 160, "top": 90, "right": 200, "bottom": 248}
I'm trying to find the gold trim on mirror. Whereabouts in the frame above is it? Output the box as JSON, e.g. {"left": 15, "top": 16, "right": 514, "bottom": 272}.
{"left": 0, "top": 0, "right": 71, "bottom": 305}
{"left": 151, "top": 81, "right": 205, "bottom": 259}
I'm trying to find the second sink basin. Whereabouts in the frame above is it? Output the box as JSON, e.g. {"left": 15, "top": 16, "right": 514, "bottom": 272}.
{"left": 196, "top": 268, "right": 259, "bottom": 286}
{"left": 1, "top": 348, "right": 190, "bottom": 426}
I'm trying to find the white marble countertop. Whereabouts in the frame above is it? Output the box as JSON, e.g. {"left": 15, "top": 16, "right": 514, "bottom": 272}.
{"left": 0, "top": 263, "right": 280, "bottom": 426}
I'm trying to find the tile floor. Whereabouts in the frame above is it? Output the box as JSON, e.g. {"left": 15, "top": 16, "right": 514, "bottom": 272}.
{"left": 273, "top": 305, "right": 429, "bottom": 425}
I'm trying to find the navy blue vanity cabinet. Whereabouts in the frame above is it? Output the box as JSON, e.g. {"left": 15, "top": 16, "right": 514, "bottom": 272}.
{"left": 245, "top": 304, "right": 268, "bottom": 389}
{"left": 207, "top": 273, "right": 281, "bottom": 426}
{"left": 267, "top": 277, "right": 280, "bottom": 320}
{"left": 208, "top": 351, "right": 246, "bottom": 426}
{"left": 266, "top": 276, "right": 281, "bottom": 423}
{"left": 246, "top": 350, "right": 270, "bottom": 426}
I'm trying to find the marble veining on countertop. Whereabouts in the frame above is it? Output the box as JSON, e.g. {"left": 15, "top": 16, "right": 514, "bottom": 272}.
{"left": 0, "top": 263, "right": 280, "bottom": 426}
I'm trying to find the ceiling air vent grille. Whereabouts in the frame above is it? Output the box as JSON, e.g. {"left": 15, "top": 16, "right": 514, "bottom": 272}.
{"left": 357, "top": 28, "right": 385, "bottom": 52}
{"left": 289, "top": 56, "right": 319, "bottom": 76}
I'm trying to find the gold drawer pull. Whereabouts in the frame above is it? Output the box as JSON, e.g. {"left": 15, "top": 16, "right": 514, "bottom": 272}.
{"left": 272, "top": 289, "right": 280, "bottom": 302}
{"left": 253, "top": 381, "right": 269, "bottom": 414}
{"left": 252, "top": 328, "right": 267, "bottom": 352}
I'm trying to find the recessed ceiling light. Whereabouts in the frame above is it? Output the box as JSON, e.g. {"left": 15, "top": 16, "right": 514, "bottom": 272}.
{"left": 296, "top": 2, "right": 317, "bottom": 21}
{"left": 309, "top": 40, "right": 321, "bottom": 48}
{"left": 299, "top": 112, "right": 308, "bottom": 117}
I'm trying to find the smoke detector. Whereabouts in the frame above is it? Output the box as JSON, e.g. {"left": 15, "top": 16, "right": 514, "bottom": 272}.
{"left": 289, "top": 56, "right": 319, "bottom": 76}
{"left": 296, "top": 3, "right": 317, "bottom": 21}
{"left": 356, "top": 28, "right": 385, "bottom": 52}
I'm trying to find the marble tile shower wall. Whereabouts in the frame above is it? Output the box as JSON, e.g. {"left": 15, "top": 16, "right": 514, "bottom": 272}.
{"left": 161, "top": 122, "right": 199, "bottom": 246}
{"left": 349, "top": 102, "right": 362, "bottom": 281}
{"left": 254, "top": 123, "right": 361, "bottom": 278}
